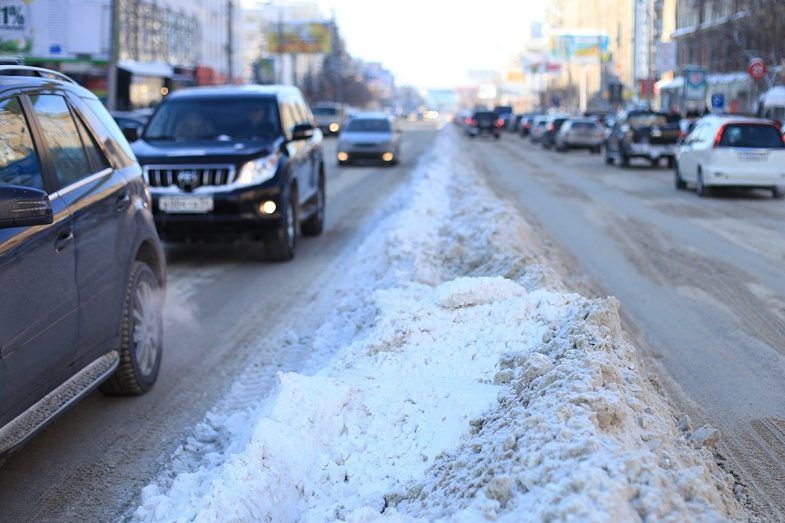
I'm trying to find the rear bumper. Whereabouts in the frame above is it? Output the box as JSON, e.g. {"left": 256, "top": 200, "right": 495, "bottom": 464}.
{"left": 468, "top": 127, "right": 500, "bottom": 135}
{"left": 151, "top": 185, "right": 282, "bottom": 242}
{"left": 703, "top": 166, "right": 785, "bottom": 187}
{"left": 627, "top": 142, "right": 676, "bottom": 159}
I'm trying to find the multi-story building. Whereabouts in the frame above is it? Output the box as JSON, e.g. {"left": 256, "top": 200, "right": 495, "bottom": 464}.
{"left": 0, "top": 0, "right": 243, "bottom": 109}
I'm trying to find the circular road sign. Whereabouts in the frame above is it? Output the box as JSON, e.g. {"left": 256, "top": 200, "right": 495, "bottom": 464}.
{"left": 748, "top": 58, "right": 767, "bottom": 80}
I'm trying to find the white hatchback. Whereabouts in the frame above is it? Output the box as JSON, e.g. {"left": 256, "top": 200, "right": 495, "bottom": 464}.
{"left": 674, "top": 115, "right": 785, "bottom": 198}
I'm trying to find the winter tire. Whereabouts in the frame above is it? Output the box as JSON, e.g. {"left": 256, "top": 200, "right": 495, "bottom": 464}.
{"left": 696, "top": 169, "right": 710, "bottom": 197}
{"left": 301, "top": 173, "right": 325, "bottom": 237}
{"left": 674, "top": 162, "right": 687, "bottom": 190}
{"left": 772, "top": 186, "right": 785, "bottom": 199}
{"left": 100, "top": 261, "right": 162, "bottom": 395}
{"left": 264, "top": 185, "right": 298, "bottom": 261}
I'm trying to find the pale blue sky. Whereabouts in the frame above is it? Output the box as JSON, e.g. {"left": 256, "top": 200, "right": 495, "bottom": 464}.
{"left": 313, "top": 0, "right": 547, "bottom": 89}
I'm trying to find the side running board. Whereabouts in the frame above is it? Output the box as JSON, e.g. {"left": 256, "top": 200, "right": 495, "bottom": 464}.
{"left": 0, "top": 351, "right": 119, "bottom": 457}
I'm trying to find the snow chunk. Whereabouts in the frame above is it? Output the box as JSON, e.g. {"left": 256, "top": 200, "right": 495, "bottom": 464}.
{"left": 435, "top": 276, "right": 525, "bottom": 309}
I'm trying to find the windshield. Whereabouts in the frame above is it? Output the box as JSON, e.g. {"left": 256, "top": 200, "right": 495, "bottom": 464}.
{"left": 627, "top": 113, "right": 670, "bottom": 127}
{"left": 144, "top": 97, "right": 280, "bottom": 142}
{"left": 313, "top": 106, "right": 339, "bottom": 116}
{"left": 718, "top": 124, "right": 784, "bottom": 148}
{"left": 345, "top": 119, "right": 392, "bottom": 132}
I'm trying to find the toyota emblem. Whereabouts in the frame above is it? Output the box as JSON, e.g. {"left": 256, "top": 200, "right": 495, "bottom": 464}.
{"left": 177, "top": 170, "right": 198, "bottom": 190}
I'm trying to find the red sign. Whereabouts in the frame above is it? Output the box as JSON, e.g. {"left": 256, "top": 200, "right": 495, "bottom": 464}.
{"left": 748, "top": 58, "right": 767, "bottom": 80}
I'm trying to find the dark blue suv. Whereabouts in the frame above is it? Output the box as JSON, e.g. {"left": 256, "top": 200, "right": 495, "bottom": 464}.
{"left": 131, "top": 85, "right": 326, "bottom": 261}
{"left": 0, "top": 67, "right": 165, "bottom": 459}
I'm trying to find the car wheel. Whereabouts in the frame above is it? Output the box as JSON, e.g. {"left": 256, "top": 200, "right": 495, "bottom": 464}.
{"left": 620, "top": 151, "right": 630, "bottom": 168}
{"left": 674, "top": 161, "right": 687, "bottom": 190}
{"left": 696, "top": 169, "right": 710, "bottom": 197}
{"left": 772, "top": 186, "right": 785, "bottom": 199}
{"left": 604, "top": 148, "right": 614, "bottom": 164}
{"left": 667, "top": 156, "right": 675, "bottom": 169}
{"left": 100, "top": 261, "right": 162, "bottom": 395}
{"left": 264, "top": 185, "right": 298, "bottom": 261}
{"left": 301, "top": 172, "right": 325, "bottom": 237}
{"left": 494, "top": 133, "right": 500, "bottom": 140}
{"left": 649, "top": 158, "right": 660, "bottom": 167}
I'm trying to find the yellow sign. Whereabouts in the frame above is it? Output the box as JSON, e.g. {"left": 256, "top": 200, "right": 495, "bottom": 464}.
{"left": 267, "top": 21, "right": 332, "bottom": 54}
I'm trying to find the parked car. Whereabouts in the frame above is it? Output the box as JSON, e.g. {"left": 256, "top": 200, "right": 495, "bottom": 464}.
{"left": 0, "top": 66, "right": 165, "bottom": 459}
{"left": 519, "top": 115, "right": 535, "bottom": 137}
{"left": 466, "top": 110, "right": 503, "bottom": 139}
{"left": 541, "top": 115, "right": 569, "bottom": 149}
{"left": 336, "top": 113, "right": 401, "bottom": 166}
{"left": 674, "top": 115, "right": 785, "bottom": 198}
{"left": 132, "top": 85, "right": 325, "bottom": 261}
{"left": 312, "top": 102, "right": 345, "bottom": 136}
{"left": 555, "top": 118, "right": 604, "bottom": 153}
{"left": 530, "top": 116, "right": 549, "bottom": 143}
{"left": 605, "top": 110, "right": 681, "bottom": 167}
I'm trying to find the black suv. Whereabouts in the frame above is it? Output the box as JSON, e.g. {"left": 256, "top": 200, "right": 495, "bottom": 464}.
{"left": 131, "top": 86, "right": 325, "bottom": 261}
{"left": 605, "top": 110, "right": 681, "bottom": 167}
{"left": 0, "top": 67, "right": 165, "bottom": 458}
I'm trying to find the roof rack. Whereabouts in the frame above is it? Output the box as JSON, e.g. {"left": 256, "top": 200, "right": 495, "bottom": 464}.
{"left": 0, "top": 65, "right": 78, "bottom": 85}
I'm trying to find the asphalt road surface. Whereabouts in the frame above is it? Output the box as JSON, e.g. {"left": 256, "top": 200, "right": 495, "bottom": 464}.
{"left": 469, "top": 129, "right": 785, "bottom": 520}
{"left": 0, "top": 122, "right": 438, "bottom": 522}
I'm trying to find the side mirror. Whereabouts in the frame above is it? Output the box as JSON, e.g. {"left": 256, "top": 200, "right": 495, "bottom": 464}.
{"left": 291, "top": 123, "right": 315, "bottom": 141}
{"left": 122, "top": 125, "right": 140, "bottom": 143}
{"left": 0, "top": 185, "right": 53, "bottom": 229}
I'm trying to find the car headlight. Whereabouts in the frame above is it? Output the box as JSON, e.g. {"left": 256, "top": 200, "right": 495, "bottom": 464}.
{"left": 237, "top": 154, "right": 278, "bottom": 185}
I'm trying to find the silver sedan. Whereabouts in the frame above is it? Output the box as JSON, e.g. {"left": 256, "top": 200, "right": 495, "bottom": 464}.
{"left": 336, "top": 114, "right": 401, "bottom": 166}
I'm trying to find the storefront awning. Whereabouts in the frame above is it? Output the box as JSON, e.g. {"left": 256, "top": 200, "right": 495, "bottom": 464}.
{"left": 117, "top": 60, "right": 173, "bottom": 78}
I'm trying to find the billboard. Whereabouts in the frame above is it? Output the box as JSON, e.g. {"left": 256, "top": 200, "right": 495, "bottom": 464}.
{"left": 267, "top": 21, "right": 331, "bottom": 54}
{"left": 683, "top": 67, "right": 708, "bottom": 101}
{"left": 0, "top": 0, "right": 109, "bottom": 60}
{"left": 550, "top": 31, "right": 609, "bottom": 65}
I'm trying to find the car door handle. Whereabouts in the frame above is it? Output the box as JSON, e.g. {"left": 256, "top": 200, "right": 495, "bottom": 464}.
{"left": 55, "top": 227, "right": 74, "bottom": 253}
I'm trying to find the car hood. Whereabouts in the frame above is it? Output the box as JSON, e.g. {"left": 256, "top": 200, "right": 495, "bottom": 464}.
{"left": 132, "top": 139, "right": 277, "bottom": 164}
{"left": 338, "top": 131, "right": 392, "bottom": 144}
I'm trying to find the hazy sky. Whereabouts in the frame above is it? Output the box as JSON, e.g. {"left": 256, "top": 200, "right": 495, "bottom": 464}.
{"left": 312, "top": 0, "right": 547, "bottom": 89}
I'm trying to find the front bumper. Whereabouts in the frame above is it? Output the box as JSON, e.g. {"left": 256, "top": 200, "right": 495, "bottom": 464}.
{"left": 337, "top": 144, "right": 396, "bottom": 162}
{"left": 151, "top": 185, "right": 282, "bottom": 242}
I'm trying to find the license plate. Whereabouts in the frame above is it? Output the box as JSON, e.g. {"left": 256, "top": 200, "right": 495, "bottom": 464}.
{"left": 159, "top": 196, "right": 214, "bottom": 213}
{"left": 738, "top": 152, "right": 767, "bottom": 161}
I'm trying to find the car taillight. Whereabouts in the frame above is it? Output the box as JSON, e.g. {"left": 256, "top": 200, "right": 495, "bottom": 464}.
{"left": 713, "top": 124, "right": 727, "bottom": 148}
{"left": 496, "top": 118, "right": 504, "bottom": 127}
{"left": 524, "top": 122, "right": 531, "bottom": 129}
{"left": 547, "top": 123, "right": 554, "bottom": 131}
{"left": 466, "top": 117, "right": 475, "bottom": 126}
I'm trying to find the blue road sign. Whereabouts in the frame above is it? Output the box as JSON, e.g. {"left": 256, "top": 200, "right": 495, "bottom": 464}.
{"left": 711, "top": 93, "right": 725, "bottom": 109}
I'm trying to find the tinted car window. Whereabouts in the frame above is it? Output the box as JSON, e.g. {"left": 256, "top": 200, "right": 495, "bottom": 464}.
{"left": 31, "top": 94, "right": 91, "bottom": 187}
{"left": 572, "top": 122, "right": 597, "bottom": 130}
{"left": 80, "top": 97, "right": 136, "bottom": 167}
{"left": 313, "top": 106, "right": 338, "bottom": 116}
{"left": 0, "top": 97, "right": 44, "bottom": 190}
{"left": 74, "top": 114, "right": 110, "bottom": 172}
{"left": 718, "top": 124, "right": 785, "bottom": 148}
{"left": 144, "top": 97, "right": 281, "bottom": 142}
{"left": 345, "top": 119, "right": 392, "bottom": 132}
{"left": 627, "top": 112, "right": 668, "bottom": 127}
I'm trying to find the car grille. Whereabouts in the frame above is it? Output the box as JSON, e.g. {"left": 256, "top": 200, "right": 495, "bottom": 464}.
{"left": 144, "top": 165, "right": 237, "bottom": 190}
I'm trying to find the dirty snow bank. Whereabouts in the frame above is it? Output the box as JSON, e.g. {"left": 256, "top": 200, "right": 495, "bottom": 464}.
{"left": 134, "top": 128, "right": 743, "bottom": 522}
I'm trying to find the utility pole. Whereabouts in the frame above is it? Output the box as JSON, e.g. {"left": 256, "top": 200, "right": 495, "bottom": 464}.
{"left": 227, "top": 0, "right": 234, "bottom": 83}
{"left": 107, "top": 0, "right": 120, "bottom": 109}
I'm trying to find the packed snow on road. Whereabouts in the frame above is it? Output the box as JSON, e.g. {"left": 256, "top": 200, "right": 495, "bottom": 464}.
{"left": 133, "top": 129, "right": 745, "bottom": 522}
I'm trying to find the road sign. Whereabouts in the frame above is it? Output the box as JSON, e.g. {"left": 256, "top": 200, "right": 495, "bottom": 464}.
{"left": 748, "top": 58, "right": 767, "bottom": 80}
{"left": 711, "top": 93, "right": 725, "bottom": 109}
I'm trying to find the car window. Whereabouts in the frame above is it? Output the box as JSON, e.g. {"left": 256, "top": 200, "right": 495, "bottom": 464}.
{"left": 0, "top": 97, "right": 44, "bottom": 190}
{"left": 345, "top": 119, "right": 392, "bottom": 132}
{"left": 279, "top": 101, "right": 297, "bottom": 138}
{"left": 80, "top": 97, "right": 136, "bottom": 167}
{"left": 313, "top": 106, "right": 338, "bottom": 116}
{"left": 30, "top": 94, "right": 92, "bottom": 188}
{"left": 717, "top": 124, "right": 785, "bottom": 148}
{"left": 74, "top": 112, "right": 111, "bottom": 172}
{"left": 144, "top": 97, "right": 281, "bottom": 142}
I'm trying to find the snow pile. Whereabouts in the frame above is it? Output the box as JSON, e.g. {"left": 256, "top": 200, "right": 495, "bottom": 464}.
{"left": 134, "top": 129, "right": 743, "bottom": 522}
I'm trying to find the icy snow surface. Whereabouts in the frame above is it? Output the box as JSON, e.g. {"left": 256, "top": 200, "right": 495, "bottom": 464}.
{"left": 133, "top": 128, "right": 744, "bottom": 522}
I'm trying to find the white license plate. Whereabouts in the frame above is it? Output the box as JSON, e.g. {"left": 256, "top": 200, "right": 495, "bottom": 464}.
{"left": 738, "top": 152, "right": 767, "bottom": 161}
{"left": 159, "top": 196, "right": 214, "bottom": 213}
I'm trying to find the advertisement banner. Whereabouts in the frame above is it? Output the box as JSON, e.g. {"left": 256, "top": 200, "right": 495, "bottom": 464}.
{"left": 683, "top": 67, "right": 708, "bottom": 101}
{"left": 267, "top": 21, "right": 332, "bottom": 54}
{"left": 0, "top": 0, "right": 33, "bottom": 54}
{"left": 550, "top": 31, "right": 609, "bottom": 65}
